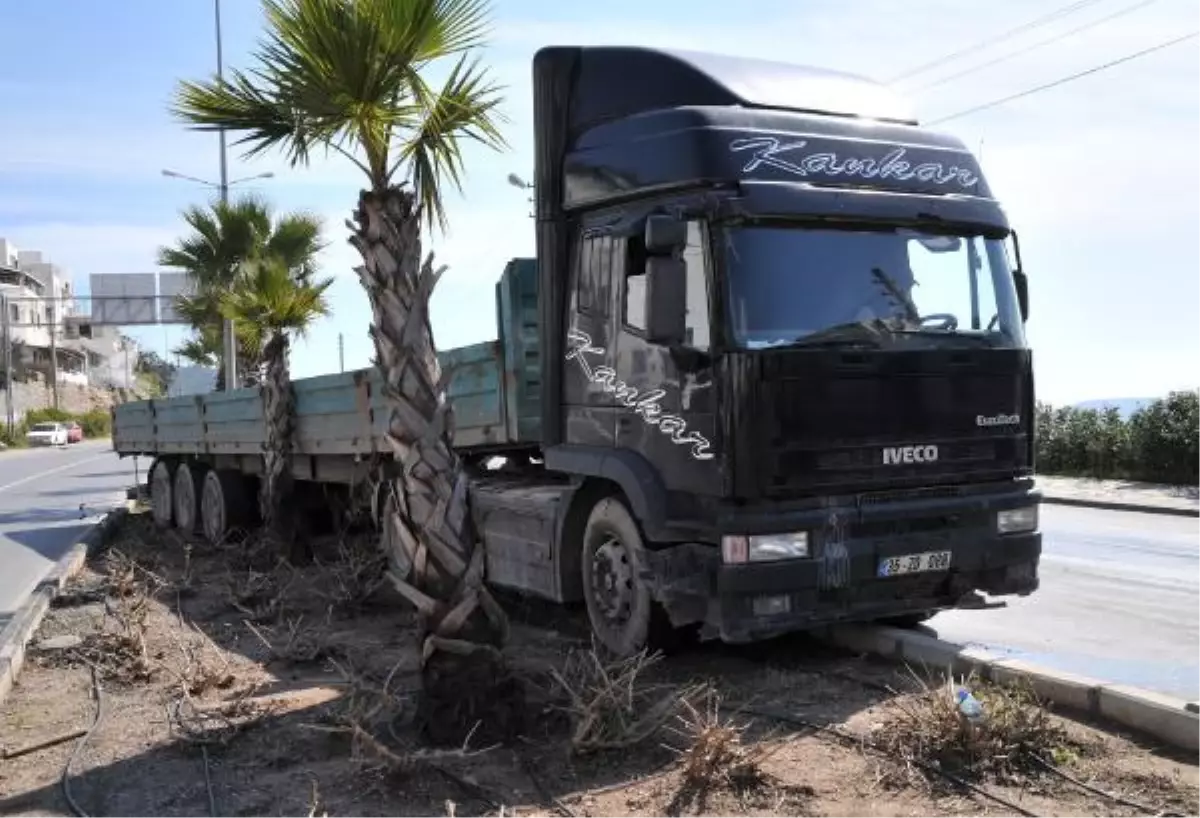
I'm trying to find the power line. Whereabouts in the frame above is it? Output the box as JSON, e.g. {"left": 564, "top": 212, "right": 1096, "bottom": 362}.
{"left": 888, "top": 0, "right": 1108, "bottom": 83}
{"left": 926, "top": 30, "right": 1198, "bottom": 125}
{"left": 913, "top": 0, "right": 1164, "bottom": 94}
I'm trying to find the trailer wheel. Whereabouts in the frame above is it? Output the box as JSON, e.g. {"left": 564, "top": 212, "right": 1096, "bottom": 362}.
{"left": 201, "top": 469, "right": 254, "bottom": 545}
{"left": 581, "top": 496, "right": 654, "bottom": 658}
{"left": 173, "top": 461, "right": 208, "bottom": 535}
{"left": 149, "top": 458, "right": 176, "bottom": 528}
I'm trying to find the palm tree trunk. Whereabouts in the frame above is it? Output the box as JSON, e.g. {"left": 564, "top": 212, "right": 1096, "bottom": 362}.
{"left": 260, "top": 331, "right": 296, "bottom": 550}
{"left": 350, "top": 187, "right": 517, "bottom": 746}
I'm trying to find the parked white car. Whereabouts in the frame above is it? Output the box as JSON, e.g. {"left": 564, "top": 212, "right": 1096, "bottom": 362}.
{"left": 26, "top": 422, "right": 69, "bottom": 447}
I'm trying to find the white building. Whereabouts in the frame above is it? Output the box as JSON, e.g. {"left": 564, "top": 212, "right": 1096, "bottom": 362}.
{"left": 1, "top": 237, "right": 133, "bottom": 389}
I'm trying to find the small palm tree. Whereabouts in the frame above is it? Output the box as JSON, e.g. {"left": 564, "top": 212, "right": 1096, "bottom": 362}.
{"left": 172, "top": 310, "right": 266, "bottom": 390}
{"left": 159, "top": 195, "right": 323, "bottom": 387}
{"left": 221, "top": 256, "right": 333, "bottom": 543}
{"left": 171, "top": 0, "right": 512, "bottom": 743}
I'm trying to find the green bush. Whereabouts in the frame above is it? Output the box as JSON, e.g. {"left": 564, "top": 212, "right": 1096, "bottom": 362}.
{"left": 1, "top": 406, "right": 114, "bottom": 448}
{"left": 1036, "top": 390, "right": 1199, "bottom": 485}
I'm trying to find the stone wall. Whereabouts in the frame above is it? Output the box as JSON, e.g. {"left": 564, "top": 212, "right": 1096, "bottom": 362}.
{"left": 5, "top": 378, "right": 139, "bottom": 424}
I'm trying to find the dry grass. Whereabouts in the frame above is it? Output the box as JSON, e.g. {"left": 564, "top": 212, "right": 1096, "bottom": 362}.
{"left": 550, "top": 647, "right": 704, "bottom": 755}
{"left": 224, "top": 562, "right": 297, "bottom": 623}
{"left": 316, "top": 534, "right": 388, "bottom": 613}
{"left": 874, "top": 669, "right": 1079, "bottom": 786}
{"left": 667, "top": 689, "right": 782, "bottom": 792}
{"left": 244, "top": 615, "right": 339, "bottom": 665}
{"left": 7, "top": 511, "right": 1196, "bottom": 818}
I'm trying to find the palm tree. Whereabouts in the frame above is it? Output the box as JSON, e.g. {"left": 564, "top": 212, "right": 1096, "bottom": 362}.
{"left": 220, "top": 256, "right": 333, "bottom": 544}
{"left": 170, "top": 0, "right": 511, "bottom": 744}
{"left": 159, "top": 195, "right": 323, "bottom": 387}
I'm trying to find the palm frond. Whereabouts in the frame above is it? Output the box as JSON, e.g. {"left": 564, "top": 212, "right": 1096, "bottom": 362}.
{"left": 170, "top": 0, "right": 507, "bottom": 211}
{"left": 399, "top": 51, "right": 507, "bottom": 230}
{"left": 174, "top": 335, "right": 220, "bottom": 368}
{"left": 220, "top": 257, "right": 333, "bottom": 340}
{"left": 267, "top": 212, "right": 327, "bottom": 279}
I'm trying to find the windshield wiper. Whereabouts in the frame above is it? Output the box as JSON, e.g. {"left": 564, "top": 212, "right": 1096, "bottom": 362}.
{"left": 891, "top": 329, "right": 1002, "bottom": 347}
{"left": 872, "top": 267, "right": 920, "bottom": 323}
{"left": 790, "top": 320, "right": 889, "bottom": 350}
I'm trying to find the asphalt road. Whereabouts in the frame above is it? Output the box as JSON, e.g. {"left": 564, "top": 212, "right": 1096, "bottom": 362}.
{"left": 930, "top": 504, "right": 1200, "bottom": 700}
{"left": 0, "top": 440, "right": 139, "bottom": 633}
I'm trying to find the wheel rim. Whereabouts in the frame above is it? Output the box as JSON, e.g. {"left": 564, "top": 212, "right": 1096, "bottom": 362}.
{"left": 151, "top": 462, "right": 173, "bottom": 527}
{"left": 590, "top": 535, "right": 634, "bottom": 625}
{"left": 201, "top": 472, "right": 225, "bottom": 544}
{"left": 175, "top": 467, "right": 195, "bottom": 532}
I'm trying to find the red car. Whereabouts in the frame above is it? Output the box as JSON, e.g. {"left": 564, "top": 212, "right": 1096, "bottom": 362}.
{"left": 66, "top": 422, "right": 83, "bottom": 444}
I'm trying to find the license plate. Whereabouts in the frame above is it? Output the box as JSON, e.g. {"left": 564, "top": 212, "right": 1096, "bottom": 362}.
{"left": 878, "top": 550, "right": 952, "bottom": 578}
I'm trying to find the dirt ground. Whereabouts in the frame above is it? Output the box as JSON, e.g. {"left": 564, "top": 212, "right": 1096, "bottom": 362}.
{"left": 1, "top": 509, "right": 1196, "bottom": 818}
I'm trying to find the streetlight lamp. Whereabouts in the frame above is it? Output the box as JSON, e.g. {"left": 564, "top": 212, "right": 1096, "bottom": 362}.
{"left": 161, "top": 169, "right": 274, "bottom": 189}
{"left": 507, "top": 172, "right": 533, "bottom": 190}
{"left": 507, "top": 172, "right": 534, "bottom": 218}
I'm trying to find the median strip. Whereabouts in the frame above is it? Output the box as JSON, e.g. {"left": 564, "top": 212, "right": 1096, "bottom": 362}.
{"left": 818, "top": 622, "right": 1199, "bottom": 753}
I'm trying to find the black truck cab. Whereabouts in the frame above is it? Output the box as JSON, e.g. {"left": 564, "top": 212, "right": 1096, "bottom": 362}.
{"left": 475, "top": 45, "right": 1040, "bottom": 655}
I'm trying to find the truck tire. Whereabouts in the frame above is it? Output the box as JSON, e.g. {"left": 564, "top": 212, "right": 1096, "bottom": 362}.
{"left": 149, "top": 458, "right": 176, "bottom": 528}
{"left": 581, "top": 496, "right": 655, "bottom": 659}
{"left": 173, "top": 461, "right": 208, "bottom": 535}
{"left": 201, "top": 469, "right": 254, "bottom": 545}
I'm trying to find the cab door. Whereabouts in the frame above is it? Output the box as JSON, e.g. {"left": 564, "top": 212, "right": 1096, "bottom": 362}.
{"left": 614, "top": 219, "right": 720, "bottom": 496}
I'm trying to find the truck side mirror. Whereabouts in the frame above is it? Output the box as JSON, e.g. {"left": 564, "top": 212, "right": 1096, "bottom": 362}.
{"left": 1014, "top": 270, "right": 1029, "bottom": 322}
{"left": 644, "top": 257, "right": 687, "bottom": 345}
{"left": 645, "top": 215, "right": 687, "bottom": 255}
{"left": 1010, "top": 230, "right": 1028, "bottom": 321}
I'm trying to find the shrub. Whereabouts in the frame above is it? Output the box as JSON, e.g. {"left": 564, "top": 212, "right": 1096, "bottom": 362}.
{"left": 1036, "top": 390, "right": 1199, "bottom": 485}
{"left": 1, "top": 406, "right": 114, "bottom": 445}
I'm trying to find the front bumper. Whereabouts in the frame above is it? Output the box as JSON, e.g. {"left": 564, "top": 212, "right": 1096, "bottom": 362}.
{"left": 715, "top": 529, "right": 1039, "bottom": 643}
{"left": 650, "top": 482, "right": 1042, "bottom": 644}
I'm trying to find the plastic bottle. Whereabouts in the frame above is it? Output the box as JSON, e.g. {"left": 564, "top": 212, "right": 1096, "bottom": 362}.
{"left": 956, "top": 687, "right": 985, "bottom": 722}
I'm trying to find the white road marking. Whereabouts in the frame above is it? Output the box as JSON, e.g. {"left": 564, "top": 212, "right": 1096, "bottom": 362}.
{"left": 0, "top": 451, "right": 115, "bottom": 494}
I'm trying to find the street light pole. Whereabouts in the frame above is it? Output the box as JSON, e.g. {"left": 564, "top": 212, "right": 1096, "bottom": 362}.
{"left": 214, "top": 0, "right": 236, "bottom": 392}
{"left": 1, "top": 294, "right": 14, "bottom": 435}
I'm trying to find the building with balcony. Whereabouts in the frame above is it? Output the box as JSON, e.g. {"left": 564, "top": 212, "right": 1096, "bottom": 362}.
{"left": 1, "top": 237, "right": 129, "bottom": 389}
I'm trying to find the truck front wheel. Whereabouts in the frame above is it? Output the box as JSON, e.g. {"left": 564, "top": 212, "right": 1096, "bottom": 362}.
{"left": 581, "top": 496, "right": 655, "bottom": 658}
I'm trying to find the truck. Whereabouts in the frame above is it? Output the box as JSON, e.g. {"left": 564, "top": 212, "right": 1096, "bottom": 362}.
{"left": 112, "top": 45, "right": 1042, "bottom": 658}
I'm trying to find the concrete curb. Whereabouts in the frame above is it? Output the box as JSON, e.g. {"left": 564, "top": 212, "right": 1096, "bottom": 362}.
{"left": 820, "top": 623, "right": 1199, "bottom": 753}
{"left": 0, "top": 505, "right": 129, "bottom": 707}
{"left": 1040, "top": 494, "right": 1199, "bottom": 518}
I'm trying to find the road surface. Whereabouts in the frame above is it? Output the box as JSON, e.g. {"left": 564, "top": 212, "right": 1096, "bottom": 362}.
{"left": 930, "top": 504, "right": 1199, "bottom": 700}
{"left": 0, "top": 441, "right": 138, "bottom": 633}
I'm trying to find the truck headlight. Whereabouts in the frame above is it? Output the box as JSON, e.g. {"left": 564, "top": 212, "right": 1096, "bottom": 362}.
{"left": 721, "top": 532, "right": 809, "bottom": 564}
{"left": 997, "top": 506, "right": 1038, "bottom": 534}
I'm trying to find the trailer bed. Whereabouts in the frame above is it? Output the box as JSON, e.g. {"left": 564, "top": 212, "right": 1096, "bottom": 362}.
{"left": 113, "top": 257, "right": 541, "bottom": 461}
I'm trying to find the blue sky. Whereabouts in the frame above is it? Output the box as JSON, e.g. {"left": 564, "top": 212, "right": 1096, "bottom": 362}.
{"left": 0, "top": 0, "right": 1196, "bottom": 405}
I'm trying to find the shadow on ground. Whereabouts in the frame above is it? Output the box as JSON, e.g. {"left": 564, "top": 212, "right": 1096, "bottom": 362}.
{"left": 0, "top": 513, "right": 898, "bottom": 817}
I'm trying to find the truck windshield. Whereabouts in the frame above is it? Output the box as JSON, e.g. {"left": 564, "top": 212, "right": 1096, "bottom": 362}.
{"left": 723, "top": 224, "right": 1027, "bottom": 350}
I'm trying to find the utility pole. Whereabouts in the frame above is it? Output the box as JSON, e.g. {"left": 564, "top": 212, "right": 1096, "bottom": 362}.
{"left": 49, "top": 301, "right": 59, "bottom": 410}
{"left": 1, "top": 293, "right": 13, "bottom": 434}
{"left": 215, "top": 0, "right": 236, "bottom": 392}
{"left": 338, "top": 333, "right": 345, "bottom": 373}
